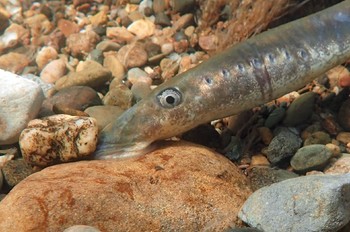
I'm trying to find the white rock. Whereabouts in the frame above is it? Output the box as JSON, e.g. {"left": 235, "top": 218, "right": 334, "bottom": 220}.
{"left": 127, "top": 19, "right": 155, "bottom": 39}
{"left": 0, "top": 69, "right": 44, "bottom": 145}
{"left": 19, "top": 114, "right": 98, "bottom": 167}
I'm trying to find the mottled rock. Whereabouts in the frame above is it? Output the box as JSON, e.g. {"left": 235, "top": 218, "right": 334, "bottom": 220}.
{"left": 265, "top": 127, "right": 302, "bottom": 164}
{"left": 103, "top": 52, "right": 125, "bottom": 83}
{"left": 283, "top": 92, "right": 316, "bottom": 126}
{"left": 239, "top": 174, "right": 350, "bottom": 232}
{"left": 0, "top": 52, "right": 30, "bottom": 73}
{"left": 19, "top": 114, "right": 98, "bottom": 167}
{"left": 303, "top": 131, "right": 331, "bottom": 146}
{"left": 2, "top": 159, "right": 33, "bottom": 187}
{"left": 57, "top": 19, "right": 80, "bottom": 37}
{"left": 338, "top": 99, "right": 350, "bottom": 131}
{"left": 127, "top": 19, "right": 155, "bottom": 39}
{"left": 106, "top": 26, "right": 134, "bottom": 43}
{"left": 55, "top": 61, "right": 112, "bottom": 90}
{"left": 117, "top": 43, "right": 148, "bottom": 68}
{"left": 291, "top": 144, "right": 332, "bottom": 173}
{"left": 103, "top": 84, "right": 133, "bottom": 110}
{"left": 0, "top": 69, "right": 44, "bottom": 145}
{"left": 66, "top": 31, "right": 100, "bottom": 58}
{"left": 84, "top": 105, "right": 124, "bottom": 131}
{"left": 0, "top": 141, "right": 252, "bottom": 231}
{"left": 24, "top": 14, "right": 53, "bottom": 35}
{"left": 36, "top": 46, "right": 58, "bottom": 70}
{"left": 325, "top": 155, "right": 350, "bottom": 174}
{"left": 89, "top": 11, "right": 108, "bottom": 27}
{"left": 247, "top": 167, "right": 298, "bottom": 191}
{"left": 40, "top": 59, "right": 67, "bottom": 84}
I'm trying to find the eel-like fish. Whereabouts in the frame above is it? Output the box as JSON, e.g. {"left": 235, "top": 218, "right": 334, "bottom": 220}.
{"left": 95, "top": 0, "right": 350, "bottom": 159}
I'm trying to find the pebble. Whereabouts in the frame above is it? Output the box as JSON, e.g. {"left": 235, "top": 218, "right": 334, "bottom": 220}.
{"left": 127, "top": 19, "right": 155, "bottom": 39}
{"left": 41, "top": 86, "right": 102, "bottom": 116}
{"left": 89, "top": 11, "right": 108, "bottom": 27}
{"left": 291, "top": 144, "right": 333, "bottom": 173}
{"left": 170, "top": 0, "right": 195, "bottom": 13}
{"left": 303, "top": 131, "right": 331, "bottom": 146}
{"left": 172, "top": 13, "right": 194, "bottom": 31}
{"left": 338, "top": 99, "right": 350, "bottom": 131}
{"left": 325, "top": 143, "right": 341, "bottom": 157}
{"left": 106, "top": 26, "right": 135, "bottom": 43}
{"left": 2, "top": 159, "right": 33, "bottom": 187}
{"left": 153, "top": 0, "right": 169, "bottom": 13}
{"left": 0, "top": 23, "right": 29, "bottom": 52}
{"left": 0, "top": 141, "right": 252, "bottom": 231}
{"left": 57, "top": 19, "right": 80, "bottom": 37}
{"left": 154, "top": 12, "right": 171, "bottom": 26}
{"left": 19, "top": 114, "right": 98, "bottom": 167}
{"left": 250, "top": 154, "right": 270, "bottom": 167}
{"left": 247, "top": 167, "right": 298, "bottom": 191}
{"left": 327, "top": 65, "right": 350, "bottom": 88}
{"left": 117, "top": 43, "right": 148, "bottom": 68}
{"left": 283, "top": 92, "right": 316, "bottom": 126}
{"left": 0, "top": 148, "right": 16, "bottom": 168}
{"left": 88, "top": 49, "right": 103, "bottom": 64}
{"left": 265, "top": 127, "right": 302, "bottom": 164}
{"left": 264, "top": 107, "right": 286, "bottom": 128}
{"left": 24, "top": 13, "right": 53, "bottom": 35}
{"left": 126, "top": 67, "right": 151, "bottom": 84}
{"left": 198, "top": 34, "right": 217, "bottom": 51}
{"left": 102, "top": 84, "right": 133, "bottom": 110}
{"left": 63, "top": 225, "right": 101, "bottom": 232}
{"left": 336, "top": 132, "right": 350, "bottom": 145}
{"left": 40, "top": 59, "right": 67, "bottom": 83}
{"left": 161, "top": 43, "right": 174, "bottom": 54}
{"left": 0, "top": 52, "right": 30, "bottom": 73}
{"left": 160, "top": 58, "right": 179, "bottom": 80}
{"left": 103, "top": 52, "right": 125, "bottom": 83}
{"left": 84, "top": 105, "right": 124, "bottom": 131}
{"left": 257, "top": 127, "right": 273, "bottom": 145}
{"left": 95, "top": 40, "right": 121, "bottom": 52}
{"left": 35, "top": 46, "right": 58, "bottom": 70}
{"left": 0, "top": 69, "right": 44, "bottom": 145}
{"left": 239, "top": 174, "right": 350, "bottom": 232}
{"left": 66, "top": 31, "right": 100, "bottom": 58}
{"left": 55, "top": 60, "right": 112, "bottom": 90}
{"left": 325, "top": 154, "right": 350, "bottom": 174}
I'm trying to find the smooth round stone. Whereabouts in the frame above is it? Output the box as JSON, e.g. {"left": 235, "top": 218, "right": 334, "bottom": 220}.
{"left": 303, "top": 131, "right": 331, "bottom": 146}
{"left": 283, "top": 92, "right": 316, "bottom": 126}
{"left": 264, "top": 107, "right": 286, "bottom": 128}
{"left": 103, "top": 52, "right": 125, "bottom": 83}
{"left": 291, "top": 144, "right": 333, "bottom": 173}
{"left": 95, "top": 40, "right": 121, "bottom": 52}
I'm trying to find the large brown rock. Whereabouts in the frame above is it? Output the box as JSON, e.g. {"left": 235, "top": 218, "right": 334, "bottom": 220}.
{"left": 0, "top": 141, "right": 252, "bottom": 231}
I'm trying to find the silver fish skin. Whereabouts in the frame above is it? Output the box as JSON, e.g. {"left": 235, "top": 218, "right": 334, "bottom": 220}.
{"left": 95, "top": 1, "right": 350, "bottom": 159}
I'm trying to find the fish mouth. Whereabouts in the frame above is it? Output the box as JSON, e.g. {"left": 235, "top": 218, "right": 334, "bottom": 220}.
{"left": 94, "top": 141, "right": 157, "bottom": 159}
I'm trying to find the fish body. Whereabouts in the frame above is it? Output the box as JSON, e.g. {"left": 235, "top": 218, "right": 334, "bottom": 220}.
{"left": 95, "top": 1, "right": 350, "bottom": 159}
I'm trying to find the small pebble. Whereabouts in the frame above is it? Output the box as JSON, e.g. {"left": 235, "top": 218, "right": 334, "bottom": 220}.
{"left": 36, "top": 46, "right": 58, "bottom": 70}
{"left": 2, "top": 159, "right": 34, "bottom": 187}
{"left": 127, "top": 19, "right": 155, "bottom": 39}
{"left": 57, "top": 19, "right": 80, "bottom": 37}
{"left": 336, "top": 132, "right": 350, "bottom": 145}
{"left": 106, "top": 27, "right": 134, "bottom": 43}
{"left": 95, "top": 40, "right": 121, "bottom": 52}
{"left": 283, "top": 92, "right": 316, "bottom": 126}
{"left": 103, "top": 52, "right": 125, "bottom": 83}
{"left": 198, "top": 34, "right": 217, "bottom": 51}
{"left": 89, "top": 11, "right": 108, "bottom": 27}
{"left": 172, "top": 13, "right": 194, "bottom": 31}
{"left": 303, "top": 131, "right": 331, "bottom": 146}
{"left": 291, "top": 144, "right": 332, "bottom": 173}
{"left": 66, "top": 31, "right": 100, "bottom": 58}
{"left": 0, "top": 52, "right": 30, "bottom": 73}
{"left": 40, "top": 59, "right": 66, "bottom": 84}
{"left": 325, "top": 154, "right": 350, "bottom": 174}
{"left": 103, "top": 84, "right": 133, "bottom": 110}
{"left": 117, "top": 43, "right": 148, "bottom": 68}
{"left": 155, "top": 12, "right": 171, "bottom": 26}
{"left": 325, "top": 143, "right": 341, "bottom": 157}
{"left": 250, "top": 154, "right": 270, "bottom": 167}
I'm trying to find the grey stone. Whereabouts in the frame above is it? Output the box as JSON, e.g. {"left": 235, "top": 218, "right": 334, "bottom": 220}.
{"left": 283, "top": 92, "right": 316, "bottom": 126}
{"left": 2, "top": 159, "right": 33, "bottom": 187}
{"left": 264, "top": 107, "right": 286, "bottom": 128}
{"left": 0, "top": 69, "right": 44, "bottom": 145}
{"left": 291, "top": 144, "right": 332, "bottom": 173}
{"left": 265, "top": 127, "right": 302, "bottom": 164}
{"left": 239, "top": 174, "right": 350, "bottom": 232}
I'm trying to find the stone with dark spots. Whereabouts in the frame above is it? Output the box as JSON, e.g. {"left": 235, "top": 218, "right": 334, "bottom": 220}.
{"left": 2, "top": 159, "right": 34, "bottom": 188}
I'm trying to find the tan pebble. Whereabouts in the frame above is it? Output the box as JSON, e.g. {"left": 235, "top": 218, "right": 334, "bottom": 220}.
{"left": 184, "top": 26, "right": 195, "bottom": 37}
{"left": 257, "top": 127, "right": 273, "bottom": 145}
{"left": 325, "top": 155, "right": 350, "bottom": 174}
{"left": 117, "top": 43, "right": 148, "bottom": 68}
{"left": 172, "top": 13, "right": 193, "bottom": 31}
{"left": 161, "top": 43, "right": 174, "bottom": 54}
{"left": 198, "top": 34, "right": 218, "bottom": 51}
{"left": 160, "top": 58, "right": 179, "bottom": 79}
{"left": 0, "top": 24, "right": 29, "bottom": 52}
{"left": 40, "top": 59, "right": 67, "bottom": 84}
{"left": 36, "top": 46, "right": 58, "bottom": 70}
{"left": 106, "top": 27, "right": 134, "bottom": 43}
{"left": 251, "top": 154, "right": 270, "bottom": 167}
{"left": 0, "top": 52, "right": 30, "bottom": 73}
{"left": 103, "top": 84, "right": 133, "bottom": 110}
{"left": 57, "top": 19, "right": 80, "bottom": 37}
{"left": 89, "top": 11, "right": 108, "bottom": 27}
{"left": 336, "top": 132, "right": 350, "bottom": 145}
{"left": 174, "top": 40, "right": 189, "bottom": 53}
{"left": 326, "top": 143, "right": 341, "bottom": 157}
{"left": 127, "top": 19, "right": 155, "bottom": 39}
{"left": 326, "top": 65, "right": 350, "bottom": 88}
{"left": 24, "top": 14, "right": 53, "bottom": 35}
{"left": 305, "top": 170, "right": 324, "bottom": 175}
{"left": 179, "top": 56, "right": 192, "bottom": 73}
{"left": 276, "top": 91, "right": 300, "bottom": 104}
{"left": 103, "top": 52, "right": 125, "bottom": 83}
{"left": 66, "top": 31, "right": 100, "bottom": 58}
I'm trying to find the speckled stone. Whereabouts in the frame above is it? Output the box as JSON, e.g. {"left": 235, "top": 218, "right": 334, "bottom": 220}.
{"left": 2, "top": 159, "right": 33, "bottom": 187}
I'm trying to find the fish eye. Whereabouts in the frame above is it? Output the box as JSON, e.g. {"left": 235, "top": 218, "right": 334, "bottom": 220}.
{"left": 157, "top": 88, "right": 182, "bottom": 108}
